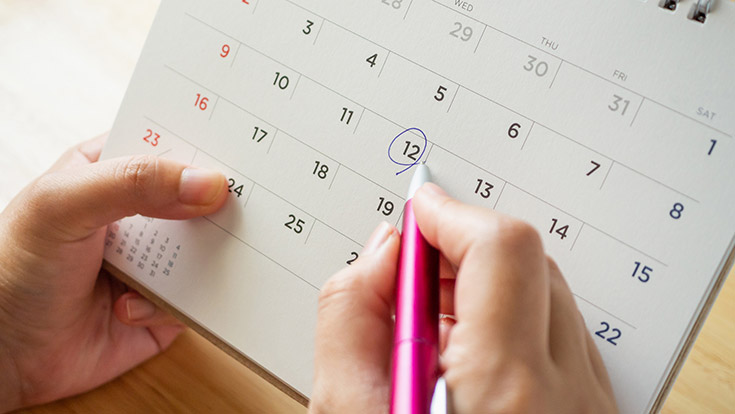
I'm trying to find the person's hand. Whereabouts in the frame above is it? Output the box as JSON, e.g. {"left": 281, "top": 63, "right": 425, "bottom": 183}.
{"left": 309, "top": 183, "right": 618, "bottom": 413}
{"left": 0, "top": 136, "right": 228, "bottom": 412}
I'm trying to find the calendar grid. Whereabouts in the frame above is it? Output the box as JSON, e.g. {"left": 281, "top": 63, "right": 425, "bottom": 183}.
{"left": 548, "top": 62, "right": 562, "bottom": 90}
{"left": 203, "top": 215, "right": 321, "bottom": 290}
{"left": 630, "top": 99, "right": 645, "bottom": 127}
{"left": 229, "top": 43, "right": 242, "bottom": 68}
{"left": 472, "top": 25, "right": 487, "bottom": 54}
{"left": 208, "top": 96, "right": 220, "bottom": 121}
{"left": 352, "top": 107, "right": 366, "bottom": 134}
{"left": 570, "top": 223, "right": 585, "bottom": 252}
{"left": 144, "top": 115, "right": 368, "bottom": 250}
{"left": 576, "top": 294, "right": 637, "bottom": 330}
{"left": 508, "top": 182, "right": 667, "bottom": 267}
{"left": 492, "top": 181, "right": 508, "bottom": 210}
{"left": 163, "top": 64, "right": 406, "bottom": 202}
{"left": 149, "top": 110, "right": 638, "bottom": 332}
{"left": 426, "top": 0, "right": 731, "bottom": 138}
{"left": 202, "top": 7, "right": 702, "bottom": 204}
{"left": 312, "top": 19, "right": 324, "bottom": 45}
{"left": 162, "top": 24, "right": 672, "bottom": 270}
{"left": 598, "top": 162, "right": 615, "bottom": 191}
{"left": 402, "top": 0, "right": 416, "bottom": 20}
{"left": 377, "top": 51, "right": 391, "bottom": 78}
{"left": 519, "top": 121, "right": 536, "bottom": 151}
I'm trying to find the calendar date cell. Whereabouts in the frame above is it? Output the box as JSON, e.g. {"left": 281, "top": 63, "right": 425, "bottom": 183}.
{"left": 167, "top": 15, "right": 241, "bottom": 92}
{"left": 303, "top": 22, "right": 388, "bottom": 97}
{"left": 494, "top": 185, "right": 582, "bottom": 260}
{"left": 198, "top": 100, "right": 277, "bottom": 175}
{"left": 192, "top": 151, "right": 254, "bottom": 236}
{"left": 374, "top": 54, "right": 459, "bottom": 126}
{"left": 425, "top": 145, "right": 505, "bottom": 210}
{"left": 516, "top": 125, "right": 613, "bottom": 203}
{"left": 239, "top": 185, "right": 316, "bottom": 270}
{"left": 295, "top": 221, "right": 363, "bottom": 289}
{"left": 435, "top": 88, "right": 529, "bottom": 175}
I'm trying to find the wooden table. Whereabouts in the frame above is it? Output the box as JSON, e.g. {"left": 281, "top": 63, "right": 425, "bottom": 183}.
{"left": 1, "top": 1, "right": 733, "bottom": 412}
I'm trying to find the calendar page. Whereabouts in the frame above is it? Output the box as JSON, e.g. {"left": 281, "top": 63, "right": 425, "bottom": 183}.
{"left": 101, "top": 0, "right": 735, "bottom": 412}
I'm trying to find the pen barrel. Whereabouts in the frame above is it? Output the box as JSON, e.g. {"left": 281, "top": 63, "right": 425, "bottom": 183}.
{"left": 391, "top": 199, "right": 440, "bottom": 414}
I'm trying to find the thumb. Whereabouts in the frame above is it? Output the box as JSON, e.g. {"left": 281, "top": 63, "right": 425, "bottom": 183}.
{"left": 16, "top": 155, "right": 228, "bottom": 241}
{"left": 310, "top": 222, "right": 399, "bottom": 413}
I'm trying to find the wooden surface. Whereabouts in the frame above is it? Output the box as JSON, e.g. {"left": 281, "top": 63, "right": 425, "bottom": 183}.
{"left": 0, "top": 1, "right": 733, "bottom": 413}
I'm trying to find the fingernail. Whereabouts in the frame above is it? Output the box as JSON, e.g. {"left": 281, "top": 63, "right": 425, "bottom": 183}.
{"left": 126, "top": 297, "right": 156, "bottom": 321}
{"left": 420, "top": 182, "right": 448, "bottom": 198}
{"left": 179, "top": 167, "right": 226, "bottom": 205}
{"left": 362, "top": 221, "right": 394, "bottom": 256}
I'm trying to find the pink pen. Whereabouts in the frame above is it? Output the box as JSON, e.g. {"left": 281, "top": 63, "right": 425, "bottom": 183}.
{"left": 391, "top": 164, "right": 441, "bottom": 414}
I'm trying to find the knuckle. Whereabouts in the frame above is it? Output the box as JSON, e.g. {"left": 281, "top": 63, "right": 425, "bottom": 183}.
{"left": 116, "top": 155, "right": 159, "bottom": 199}
{"left": 318, "top": 269, "right": 364, "bottom": 308}
{"left": 493, "top": 218, "right": 542, "bottom": 252}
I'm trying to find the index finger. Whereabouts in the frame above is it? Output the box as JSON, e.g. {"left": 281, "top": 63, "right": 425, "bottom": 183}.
{"left": 412, "top": 183, "right": 550, "bottom": 349}
{"left": 47, "top": 134, "right": 108, "bottom": 173}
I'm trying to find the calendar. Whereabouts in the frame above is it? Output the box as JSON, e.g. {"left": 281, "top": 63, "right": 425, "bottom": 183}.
{"left": 101, "top": 0, "right": 735, "bottom": 412}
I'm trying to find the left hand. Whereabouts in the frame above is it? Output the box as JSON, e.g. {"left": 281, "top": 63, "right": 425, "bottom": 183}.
{"left": 0, "top": 135, "right": 228, "bottom": 412}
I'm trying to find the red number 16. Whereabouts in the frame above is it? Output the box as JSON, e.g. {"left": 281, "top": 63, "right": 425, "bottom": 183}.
{"left": 195, "top": 93, "right": 209, "bottom": 111}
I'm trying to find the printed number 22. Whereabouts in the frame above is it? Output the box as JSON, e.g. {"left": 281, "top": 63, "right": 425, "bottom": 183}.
{"left": 595, "top": 322, "right": 621, "bottom": 346}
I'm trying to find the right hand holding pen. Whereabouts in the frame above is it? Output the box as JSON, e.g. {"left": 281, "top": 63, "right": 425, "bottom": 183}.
{"left": 310, "top": 183, "right": 618, "bottom": 413}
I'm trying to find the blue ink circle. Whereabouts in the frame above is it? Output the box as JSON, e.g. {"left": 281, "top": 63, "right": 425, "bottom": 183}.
{"left": 388, "top": 127, "right": 427, "bottom": 176}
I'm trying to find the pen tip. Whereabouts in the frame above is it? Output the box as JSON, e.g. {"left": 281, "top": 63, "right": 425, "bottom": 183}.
{"left": 406, "top": 164, "right": 432, "bottom": 200}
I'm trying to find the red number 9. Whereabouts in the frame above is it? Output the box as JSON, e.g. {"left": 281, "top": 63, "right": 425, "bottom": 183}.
{"left": 221, "top": 44, "right": 230, "bottom": 58}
